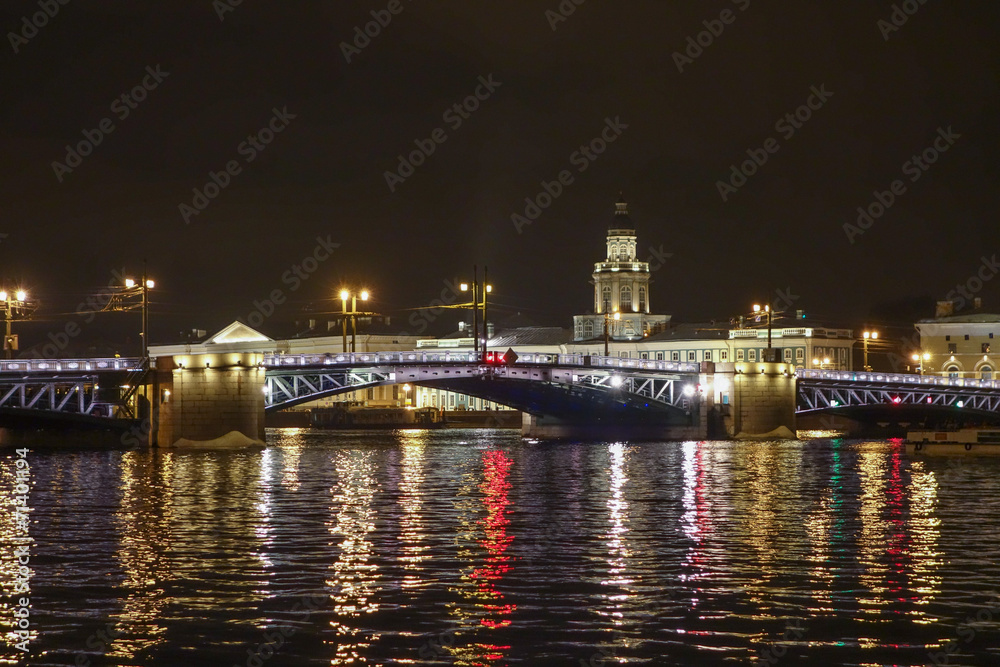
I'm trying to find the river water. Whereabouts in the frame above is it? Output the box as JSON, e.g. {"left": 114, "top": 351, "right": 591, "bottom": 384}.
{"left": 1, "top": 429, "right": 999, "bottom": 666}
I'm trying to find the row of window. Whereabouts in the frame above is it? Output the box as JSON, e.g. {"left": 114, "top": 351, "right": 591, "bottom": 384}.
{"left": 608, "top": 243, "right": 636, "bottom": 261}
{"left": 598, "top": 285, "right": 647, "bottom": 312}
{"left": 945, "top": 333, "right": 995, "bottom": 341}
{"left": 944, "top": 365, "right": 994, "bottom": 380}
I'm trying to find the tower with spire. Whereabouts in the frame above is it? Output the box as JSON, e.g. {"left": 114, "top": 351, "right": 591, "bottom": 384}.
{"left": 572, "top": 194, "right": 670, "bottom": 342}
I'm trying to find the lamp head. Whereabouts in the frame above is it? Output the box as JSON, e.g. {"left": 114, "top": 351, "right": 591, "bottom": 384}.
{"left": 125, "top": 278, "right": 135, "bottom": 288}
{"left": 460, "top": 283, "right": 469, "bottom": 292}
{"left": 15, "top": 291, "right": 25, "bottom": 302}
{"left": 339, "top": 290, "right": 349, "bottom": 301}
{"left": 360, "top": 290, "right": 369, "bottom": 301}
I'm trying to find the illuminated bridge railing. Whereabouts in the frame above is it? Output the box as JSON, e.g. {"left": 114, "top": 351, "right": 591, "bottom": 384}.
{"left": 261, "top": 351, "right": 699, "bottom": 374}
{"left": 0, "top": 357, "right": 143, "bottom": 374}
{"left": 797, "top": 369, "right": 1000, "bottom": 390}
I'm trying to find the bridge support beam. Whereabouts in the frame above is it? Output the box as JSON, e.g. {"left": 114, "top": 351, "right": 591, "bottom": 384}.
{"left": 153, "top": 354, "right": 266, "bottom": 446}
{"left": 730, "top": 362, "right": 796, "bottom": 439}
{"left": 520, "top": 413, "right": 705, "bottom": 441}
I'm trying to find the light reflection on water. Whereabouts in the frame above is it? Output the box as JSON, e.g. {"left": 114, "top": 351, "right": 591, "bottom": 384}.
{"left": 0, "top": 433, "right": 998, "bottom": 665}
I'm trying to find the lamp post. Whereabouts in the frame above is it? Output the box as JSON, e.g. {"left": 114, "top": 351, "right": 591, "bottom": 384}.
{"left": 862, "top": 330, "right": 878, "bottom": 371}
{"left": 752, "top": 302, "right": 773, "bottom": 359}
{"left": 339, "top": 289, "right": 370, "bottom": 353}
{"left": 105, "top": 274, "right": 154, "bottom": 364}
{"left": 812, "top": 357, "right": 832, "bottom": 370}
{"left": 460, "top": 266, "right": 480, "bottom": 356}
{"left": 0, "top": 289, "right": 31, "bottom": 359}
{"left": 460, "top": 267, "right": 492, "bottom": 363}
{"left": 911, "top": 351, "right": 930, "bottom": 375}
{"left": 604, "top": 310, "right": 620, "bottom": 356}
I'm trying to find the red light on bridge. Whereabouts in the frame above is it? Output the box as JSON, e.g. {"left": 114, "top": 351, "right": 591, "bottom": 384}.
{"left": 892, "top": 396, "right": 901, "bottom": 404}
{"left": 485, "top": 352, "right": 506, "bottom": 364}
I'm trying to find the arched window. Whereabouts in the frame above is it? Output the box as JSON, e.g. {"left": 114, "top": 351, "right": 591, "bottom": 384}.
{"left": 620, "top": 285, "right": 632, "bottom": 311}
{"left": 945, "top": 365, "right": 960, "bottom": 378}
{"left": 584, "top": 320, "right": 594, "bottom": 339}
{"left": 610, "top": 244, "right": 619, "bottom": 261}
{"left": 601, "top": 285, "right": 612, "bottom": 313}
{"left": 638, "top": 286, "right": 647, "bottom": 312}
{"left": 982, "top": 366, "right": 993, "bottom": 380}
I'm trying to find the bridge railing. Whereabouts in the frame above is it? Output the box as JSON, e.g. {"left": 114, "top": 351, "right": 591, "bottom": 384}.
{"left": 0, "top": 357, "right": 143, "bottom": 374}
{"left": 797, "top": 368, "right": 1000, "bottom": 389}
{"left": 261, "top": 351, "right": 700, "bottom": 373}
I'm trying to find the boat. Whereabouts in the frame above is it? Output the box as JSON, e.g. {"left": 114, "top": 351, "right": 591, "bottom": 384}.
{"left": 906, "top": 428, "right": 1000, "bottom": 454}
{"left": 310, "top": 405, "right": 445, "bottom": 429}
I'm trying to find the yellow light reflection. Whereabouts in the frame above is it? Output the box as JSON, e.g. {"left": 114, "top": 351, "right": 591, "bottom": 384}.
{"left": 398, "top": 432, "right": 429, "bottom": 589}
{"left": 325, "top": 450, "right": 381, "bottom": 663}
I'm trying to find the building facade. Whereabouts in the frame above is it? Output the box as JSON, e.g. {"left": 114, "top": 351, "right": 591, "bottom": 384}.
{"left": 915, "top": 309, "right": 1000, "bottom": 379}
{"left": 572, "top": 196, "right": 670, "bottom": 340}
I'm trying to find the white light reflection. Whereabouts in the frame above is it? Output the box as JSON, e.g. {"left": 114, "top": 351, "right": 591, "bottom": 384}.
{"left": 326, "top": 450, "right": 381, "bottom": 663}
{"left": 398, "top": 431, "right": 429, "bottom": 589}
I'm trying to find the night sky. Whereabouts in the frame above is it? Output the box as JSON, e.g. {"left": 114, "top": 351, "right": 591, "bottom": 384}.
{"left": 3, "top": 1, "right": 999, "bottom": 349}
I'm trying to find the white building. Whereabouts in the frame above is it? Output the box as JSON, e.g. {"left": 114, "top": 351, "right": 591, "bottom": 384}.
{"left": 572, "top": 196, "right": 670, "bottom": 340}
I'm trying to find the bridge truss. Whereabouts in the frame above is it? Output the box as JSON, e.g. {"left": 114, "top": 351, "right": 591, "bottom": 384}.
{"left": 262, "top": 352, "right": 701, "bottom": 414}
{"left": 797, "top": 369, "right": 1000, "bottom": 414}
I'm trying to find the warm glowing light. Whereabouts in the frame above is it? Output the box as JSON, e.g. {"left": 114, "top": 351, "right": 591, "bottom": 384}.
{"left": 610, "top": 376, "right": 623, "bottom": 388}
{"left": 339, "top": 289, "right": 349, "bottom": 301}
{"left": 15, "top": 290, "right": 26, "bottom": 302}
{"left": 753, "top": 304, "right": 761, "bottom": 312}
{"left": 0, "top": 291, "right": 6, "bottom": 301}
{"left": 613, "top": 312, "right": 620, "bottom": 321}
{"left": 823, "top": 358, "right": 830, "bottom": 364}
{"left": 145, "top": 280, "right": 155, "bottom": 289}
{"left": 485, "top": 285, "right": 492, "bottom": 293}
{"left": 460, "top": 282, "right": 469, "bottom": 291}
{"left": 125, "top": 278, "right": 136, "bottom": 288}
{"left": 683, "top": 384, "right": 695, "bottom": 396}
{"left": 864, "top": 330, "right": 878, "bottom": 340}
{"left": 361, "top": 290, "right": 369, "bottom": 301}
{"left": 402, "top": 384, "right": 411, "bottom": 391}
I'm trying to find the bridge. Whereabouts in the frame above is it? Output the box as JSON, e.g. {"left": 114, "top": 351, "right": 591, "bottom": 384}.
{"left": 796, "top": 368, "right": 1000, "bottom": 424}
{"left": 0, "top": 357, "right": 146, "bottom": 435}
{"left": 7, "top": 351, "right": 1000, "bottom": 443}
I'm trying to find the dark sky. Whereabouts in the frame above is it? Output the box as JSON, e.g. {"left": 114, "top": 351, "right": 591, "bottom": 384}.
{"left": 3, "top": 1, "right": 999, "bottom": 348}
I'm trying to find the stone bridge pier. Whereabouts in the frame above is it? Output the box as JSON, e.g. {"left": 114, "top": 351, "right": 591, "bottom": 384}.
{"left": 151, "top": 353, "right": 266, "bottom": 446}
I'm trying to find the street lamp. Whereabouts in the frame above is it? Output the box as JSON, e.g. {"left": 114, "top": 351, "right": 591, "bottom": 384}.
{"left": 604, "top": 310, "right": 620, "bottom": 356}
{"left": 339, "top": 288, "right": 370, "bottom": 353}
{"left": 862, "top": 330, "right": 878, "bottom": 371}
{"left": 812, "top": 357, "right": 832, "bottom": 370}
{"left": 460, "top": 266, "right": 492, "bottom": 362}
{"left": 103, "top": 272, "right": 155, "bottom": 362}
{"left": 0, "top": 289, "right": 33, "bottom": 359}
{"left": 752, "top": 302, "right": 774, "bottom": 359}
{"left": 911, "top": 351, "right": 930, "bottom": 375}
